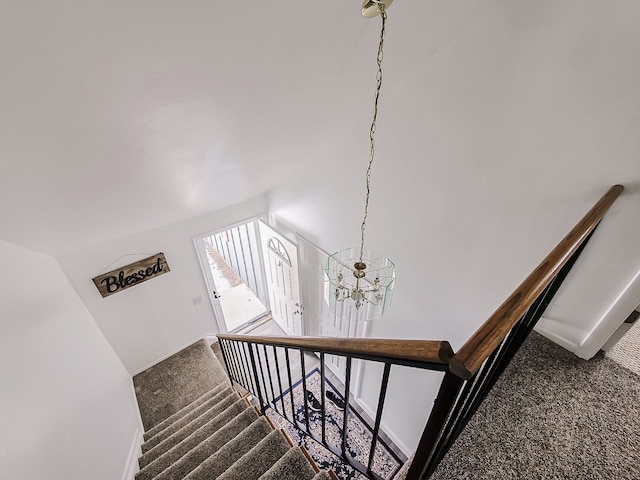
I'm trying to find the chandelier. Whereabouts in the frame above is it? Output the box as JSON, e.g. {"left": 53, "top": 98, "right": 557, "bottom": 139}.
{"left": 325, "top": 0, "right": 396, "bottom": 323}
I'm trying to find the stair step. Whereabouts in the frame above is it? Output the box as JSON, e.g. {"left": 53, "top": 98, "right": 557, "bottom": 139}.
{"left": 139, "top": 397, "right": 247, "bottom": 468}
{"left": 143, "top": 387, "right": 235, "bottom": 451}
{"left": 208, "top": 429, "right": 292, "bottom": 480}
{"left": 258, "top": 446, "right": 318, "bottom": 480}
{"left": 177, "top": 416, "right": 275, "bottom": 480}
{"left": 134, "top": 339, "right": 336, "bottom": 480}
{"left": 135, "top": 407, "right": 259, "bottom": 480}
{"left": 143, "top": 383, "right": 228, "bottom": 441}
{"left": 156, "top": 415, "right": 273, "bottom": 480}
{"left": 311, "top": 472, "right": 334, "bottom": 480}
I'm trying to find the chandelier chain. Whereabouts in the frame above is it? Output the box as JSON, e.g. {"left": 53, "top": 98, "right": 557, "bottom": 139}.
{"left": 359, "top": 6, "right": 387, "bottom": 264}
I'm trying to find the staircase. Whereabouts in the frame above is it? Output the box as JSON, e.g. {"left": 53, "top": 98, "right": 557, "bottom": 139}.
{"left": 134, "top": 344, "right": 336, "bottom": 480}
{"left": 134, "top": 185, "right": 623, "bottom": 480}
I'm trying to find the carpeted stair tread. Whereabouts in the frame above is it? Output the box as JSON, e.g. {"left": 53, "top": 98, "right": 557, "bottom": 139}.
{"left": 208, "top": 429, "right": 292, "bottom": 480}
{"left": 134, "top": 339, "right": 331, "bottom": 480}
{"left": 139, "top": 396, "right": 247, "bottom": 468}
{"left": 175, "top": 416, "right": 275, "bottom": 480}
{"left": 143, "top": 387, "right": 235, "bottom": 451}
{"left": 258, "top": 446, "right": 318, "bottom": 480}
{"left": 153, "top": 413, "right": 271, "bottom": 480}
{"left": 136, "top": 408, "right": 261, "bottom": 480}
{"left": 143, "top": 383, "right": 228, "bottom": 441}
{"left": 134, "top": 339, "right": 229, "bottom": 430}
{"left": 311, "top": 472, "right": 333, "bottom": 480}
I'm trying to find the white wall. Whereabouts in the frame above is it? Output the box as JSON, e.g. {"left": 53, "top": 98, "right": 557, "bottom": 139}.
{"left": 57, "top": 194, "right": 267, "bottom": 375}
{"left": 38, "top": 0, "right": 640, "bottom": 456}
{"left": 537, "top": 188, "right": 640, "bottom": 359}
{"left": 266, "top": 0, "right": 640, "bottom": 451}
{"left": 270, "top": 164, "right": 639, "bottom": 457}
{"left": 0, "top": 239, "right": 142, "bottom": 480}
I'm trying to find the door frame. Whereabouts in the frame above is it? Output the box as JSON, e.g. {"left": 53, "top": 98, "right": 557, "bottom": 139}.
{"left": 193, "top": 215, "right": 271, "bottom": 334}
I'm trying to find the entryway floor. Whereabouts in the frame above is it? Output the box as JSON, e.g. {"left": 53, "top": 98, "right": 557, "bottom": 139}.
{"left": 204, "top": 241, "right": 267, "bottom": 332}
{"left": 220, "top": 284, "right": 268, "bottom": 331}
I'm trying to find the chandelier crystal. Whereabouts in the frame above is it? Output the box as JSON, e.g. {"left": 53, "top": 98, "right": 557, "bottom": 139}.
{"left": 325, "top": 0, "right": 396, "bottom": 322}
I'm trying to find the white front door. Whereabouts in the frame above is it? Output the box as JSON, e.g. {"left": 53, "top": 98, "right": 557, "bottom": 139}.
{"left": 296, "top": 234, "right": 330, "bottom": 337}
{"left": 258, "top": 220, "right": 302, "bottom": 336}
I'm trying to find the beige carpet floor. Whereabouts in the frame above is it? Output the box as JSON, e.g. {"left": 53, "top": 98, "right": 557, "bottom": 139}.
{"left": 134, "top": 339, "right": 228, "bottom": 430}
{"left": 426, "top": 332, "right": 640, "bottom": 479}
{"left": 606, "top": 320, "right": 640, "bottom": 376}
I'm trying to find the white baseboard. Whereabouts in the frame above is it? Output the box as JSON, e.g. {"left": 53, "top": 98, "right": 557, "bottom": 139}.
{"left": 132, "top": 333, "right": 219, "bottom": 376}
{"left": 533, "top": 324, "right": 579, "bottom": 353}
{"left": 355, "top": 397, "right": 412, "bottom": 457}
{"left": 206, "top": 334, "right": 219, "bottom": 345}
{"left": 121, "top": 426, "right": 143, "bottom": 480}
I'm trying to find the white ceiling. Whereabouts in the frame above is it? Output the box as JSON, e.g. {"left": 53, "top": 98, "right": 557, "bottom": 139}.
{"left": 1, "top": 0, "right": 640, "bottom": 256}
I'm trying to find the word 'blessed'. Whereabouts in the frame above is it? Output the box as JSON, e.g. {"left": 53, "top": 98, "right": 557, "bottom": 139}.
{"left": 92, "top": 253, "right": 170, "bottom": 298}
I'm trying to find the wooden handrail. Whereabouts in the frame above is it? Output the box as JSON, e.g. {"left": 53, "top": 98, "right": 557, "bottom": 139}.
{"left": 450, "top": 185, "right": 624, "bottom": 379}
{"left": 217, "top": 334, "right": 455, "bottom": 365}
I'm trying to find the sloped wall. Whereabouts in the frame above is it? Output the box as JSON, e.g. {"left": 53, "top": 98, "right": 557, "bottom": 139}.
{"left": 0, "top": 239, "right": 142, "bottom": 480}
{"left": 57, "top": 194, "right": 267, "bottom": 375}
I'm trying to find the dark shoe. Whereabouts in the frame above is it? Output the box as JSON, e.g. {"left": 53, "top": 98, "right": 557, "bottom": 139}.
{"left": 326, "top": 391, "right": 345, "bottom": 411}
{"left": 306, "top": 391, "right": 322, "bottom": 412}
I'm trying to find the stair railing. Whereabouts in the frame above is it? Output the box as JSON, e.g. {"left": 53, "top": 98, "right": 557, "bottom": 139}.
{"left": 217, "top": 334, "right": 454, "bottom": 480}
{"left": 405, "top": 184, "right": 624, "bottom": 480}
{"left": 218, "top": 184, "right": 624, "bottom": 480}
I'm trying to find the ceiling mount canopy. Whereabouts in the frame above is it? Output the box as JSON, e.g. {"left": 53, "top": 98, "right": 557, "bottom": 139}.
{"left": 361, "top": 0, "right": 393, "bottom": 18}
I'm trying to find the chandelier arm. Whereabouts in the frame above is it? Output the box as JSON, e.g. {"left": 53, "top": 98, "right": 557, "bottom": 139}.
{"left": 359, "top": 7, "right": 387, "bottom": 265}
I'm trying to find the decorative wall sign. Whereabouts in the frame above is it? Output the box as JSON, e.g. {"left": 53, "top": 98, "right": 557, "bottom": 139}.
{"left": 92, "top": 253, "right": 170, "bottom": 298}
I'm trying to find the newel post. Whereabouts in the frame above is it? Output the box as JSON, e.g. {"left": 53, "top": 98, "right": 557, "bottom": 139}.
{"left": 404, "top": 372, "right": 465, "bottom": 480}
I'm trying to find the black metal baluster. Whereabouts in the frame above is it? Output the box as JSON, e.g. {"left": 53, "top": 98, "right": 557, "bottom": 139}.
{"left": 341, "top": 356, "right": 352, "bottom": 458}
{"left": 204, "top": 212, "right": 609, "bottom": 480}
{"left": 320, "top": 352, "right": 327, "bottom": 444}
{"left": 218, "top": 340, "right": 236, "bottom": 384}
{"left": 449, "top": 342, "right": 506, "bottom": 440}
{"left": 237, "top": 341, "right": 253, "bottom": 392}
{"left": 449, "top": 246, "right": 590, "bottom": 456}
{"left": 454, "top": 225, "right": 599, "bottom": 445}
{"left": 433, "top": 289, "right": 552, "bottom": 469}
{"left": 247, "top": 343, "right": 266, "bottom": 412}
{"left": 231, "top": 341, "right": 249, "bottom": 390}
{"left": 242, "top": 342, "right": 258, "bottom": 396}
{"left": 285, "top": 348, "right": 296, "bottom": 422}
{"left": 263, "top": 344, "right": 277, "bottom": 409}
{"left": 231, "top": 340, "right": 247, "bottom": 390}
{"left": 405, "top": 371, "right": 464, "bottom": 480}
{"left": 227, "top": 340, "right": 244, "bottom": 387}
{"left": 300, "top": 350, "right": 311, "bottom": 434}
{"left": 255, "top": 344, "right": 270, "bottom": 409}
{"left": 493, "top": 235, "right": 593, "bottom": 379}
{"left": 367, "top": 362, "right": 391, "bottom": 476}
{"left": 428, "top": 367, "right": 490, "bottom": 473}
{"left": 428, "top": 254, "right": 588, "bottom": 479}
{"left": 273, "top": 346, "right": 288, "bottom": 420}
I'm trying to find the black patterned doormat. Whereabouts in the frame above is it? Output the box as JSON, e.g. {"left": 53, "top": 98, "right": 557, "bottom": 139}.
{"left": 265, "top": 368, "right": 404, "bottom": 479}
